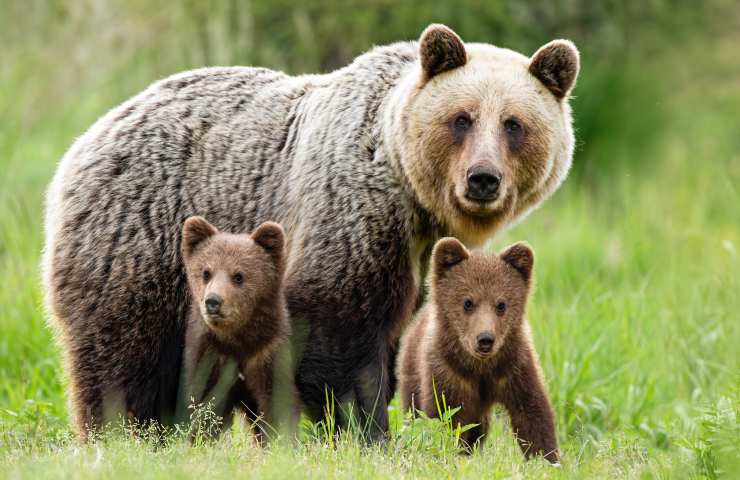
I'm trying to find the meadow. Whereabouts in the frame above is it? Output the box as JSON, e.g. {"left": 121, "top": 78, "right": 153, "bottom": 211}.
{"left": 1, "top": 2, "right": 738, "bottom": 478}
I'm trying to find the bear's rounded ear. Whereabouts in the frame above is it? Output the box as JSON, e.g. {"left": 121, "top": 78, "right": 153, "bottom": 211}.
{"left": 252, "top": 221, "right": 285, "bottom": 257}
{"left": 419, "top": 24, "right": 467, "bottom": 81}
{"left": 529, "top": 40, "right": 580, "bottom": 100}
{"left": 500, "top": 242, "right": 535, "bottom": 282}
{"left": 182, "top": 216, "right": 218, "bottom": 259}
{"left": 433, "top": 237, "right": 470, "bottom": 275}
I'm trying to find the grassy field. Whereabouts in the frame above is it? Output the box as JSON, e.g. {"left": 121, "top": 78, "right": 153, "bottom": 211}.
{"left": 1, "top": 3, "right": 739, "bottom": 479}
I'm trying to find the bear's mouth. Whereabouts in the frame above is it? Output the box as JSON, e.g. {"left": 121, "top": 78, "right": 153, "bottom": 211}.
{"left": 462, "top": 197, "right": 498, "bottom": 216}
{"left": 203, "top": 312, "right": 226, "bottom": 327}
{"left": 450, "top": 187, "right": 507, "bottom": 219}
{"left": 472, "top": 344, "right": 496, "bottom": 360}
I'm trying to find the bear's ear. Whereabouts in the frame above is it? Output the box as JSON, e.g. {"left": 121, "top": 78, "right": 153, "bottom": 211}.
{"left": 182, "top": 216, "right": 218, "bottom": 259}
{"left": 433, "top": 237, "right": 470, "bottom": 275}
{"left": 500, "top": 242, "right": 535, "bottom": 282}
{"left": 252, "top": 221, "right": 285, "bottom": 258}
{"left": 419, "top": 24, "right": 467, "bottom": 81}
{"left": 529, "top": 40, "right": 580, "bottom": 100}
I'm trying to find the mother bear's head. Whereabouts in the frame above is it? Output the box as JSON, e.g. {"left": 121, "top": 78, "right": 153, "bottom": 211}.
{"left": 389, "top": 24, "right": 580, "bottom": 245}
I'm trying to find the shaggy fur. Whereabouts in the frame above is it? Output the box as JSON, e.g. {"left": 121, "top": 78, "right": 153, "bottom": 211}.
{"left": 176, "top": 217, "right": 290, "bottom": 441}
{"left": 398, "top": 238, "right": 559, "bottom": 462}
{"left": 42, "top": 24, "right": 579, "bottom": 440}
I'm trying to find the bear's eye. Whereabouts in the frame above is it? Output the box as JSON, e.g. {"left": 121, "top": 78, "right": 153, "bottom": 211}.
{"left": 202, "top": 270, "right": 211, "bottom": 283}
{"left": 232, "top": 273, "right": 244, "bottom": 285}
{"left": 463, "top": 299, "right": 475, "bottom": 312}
{"left": 495, "top": 302, "right": 507, "bottom": 316}
{"left": 504, "top": 118, "right": 522, "bottom": 134}
{"left": 452, "top": 112, "right": 473, "bottom": 133}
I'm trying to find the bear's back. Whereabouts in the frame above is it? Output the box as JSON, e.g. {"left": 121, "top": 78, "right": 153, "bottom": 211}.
{"left": 42, "top": 44, "right": 419, "bottom": 434}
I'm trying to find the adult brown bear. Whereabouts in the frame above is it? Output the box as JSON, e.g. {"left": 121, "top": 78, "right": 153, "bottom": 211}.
{"left": 43, "top": 24, "right": 579, "bottom": 440}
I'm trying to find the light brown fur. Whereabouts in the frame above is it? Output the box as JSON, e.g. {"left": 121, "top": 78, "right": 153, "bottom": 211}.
{"left": 177, "top": 217, "right": 293, "bottom": 442}
{"left": 398, "top": 238, "right": 558, "bottom": 462}
{"left": 43, "top": 23, "right": 579, "bottom": 439}
{"left": 386, "top": 26, "right": 580, "bottom": 247}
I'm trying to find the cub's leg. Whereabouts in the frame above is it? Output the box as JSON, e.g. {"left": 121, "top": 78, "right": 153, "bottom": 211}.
{"left": 458, "top": 414, "right": 490, "bottom": 453}
{"left": 242, "top": 360, "right": 274, "bottom": 444}
{"left": 241, "top": 351, "right": 300, "bottom": 445}
{"left": 500, "top": 358, "right": 559, "bottom": 463}
{"left": 180, "top": 351, "right": 240, "bottom": 442}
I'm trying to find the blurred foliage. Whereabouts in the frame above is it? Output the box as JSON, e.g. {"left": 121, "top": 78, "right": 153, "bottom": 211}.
{"left": 0, "top": 2, "right": 739, "bottom": 477}
{"left": 1, "top": 0, "right": 737, "bottom": 184}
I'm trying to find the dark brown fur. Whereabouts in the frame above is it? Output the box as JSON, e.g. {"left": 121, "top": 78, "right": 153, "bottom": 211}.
{"left": 43, "top": 25, "right": 579, "bottom": 440}
{"left": 529, "top": 40, "right": 579, "bottom": 99}
{"left": 398, "top": 238, "right": 558, "bottom": 462}
{"left": 176, "top": 217, "right": 292, "bottom": 442}
{"left": 419, "top": 24, "right": 467, "bottom": 79}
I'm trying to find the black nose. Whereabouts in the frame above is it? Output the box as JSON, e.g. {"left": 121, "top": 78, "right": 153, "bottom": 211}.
{"left": 476, "top": 332, "right": 495, "bottom": 353}
{"left": 204, "top": 294, "right": 223, "bottom": 314}
{"left": 466, "top": 166, "right": 502, "bottom": 201}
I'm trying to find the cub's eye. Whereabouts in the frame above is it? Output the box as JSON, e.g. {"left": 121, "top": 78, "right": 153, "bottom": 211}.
{"left": 495, "top": 302, "right": 507, "bottom": 316}
{"left": 232, "top": 273, "right": 244, "bottom": 285}
{"left": 453, "top": 112, "right": 473, "bottom": 132}
{"left": 463, "top": 299, "right": 475, "bottom": 312}
{"left": 504, "top": 118, "right": 523, "bottom": 135}
{"left": 202, "top": 270, "right": 211, "bottom": 283}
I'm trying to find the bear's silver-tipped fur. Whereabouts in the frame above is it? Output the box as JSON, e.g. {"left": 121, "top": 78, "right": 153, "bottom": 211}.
{"left": 43, "top": 25, "right": 578, "bottom": 439}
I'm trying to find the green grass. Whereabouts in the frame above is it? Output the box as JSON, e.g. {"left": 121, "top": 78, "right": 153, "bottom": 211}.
{"left": 1, "top": 3, "right": 739, "bottom": 479}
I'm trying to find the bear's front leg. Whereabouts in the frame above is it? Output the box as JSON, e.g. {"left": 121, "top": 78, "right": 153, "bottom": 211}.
{"left": 458, "top": 414, "right": 490, "bottom": 453}
{"left": 500, "top": 359, "right": 559, "bottom": 463}
{"left": 353, "top": 352, "right": 391, "bottom": 443}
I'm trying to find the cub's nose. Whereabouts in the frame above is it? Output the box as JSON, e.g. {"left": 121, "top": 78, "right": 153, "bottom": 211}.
{"left": 204, "top": 294, "right": 223, "bottom": 315}
{"left": 466, "top": 166, "right": 502, "bottom": 201}
{"left": 476, "top": 332, "right": 495, "bottom": 353}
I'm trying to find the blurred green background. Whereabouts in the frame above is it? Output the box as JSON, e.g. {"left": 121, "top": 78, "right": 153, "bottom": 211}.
{"left": 1, "top": 1, "right": 738, "bottom": 478}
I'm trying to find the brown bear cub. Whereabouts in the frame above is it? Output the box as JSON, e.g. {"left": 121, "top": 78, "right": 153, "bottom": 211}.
{"left": 398, "top": 238, "right": 558, "bottom": 462}
{"left": 176, "top": 216, "right": 290, "bottom": 442}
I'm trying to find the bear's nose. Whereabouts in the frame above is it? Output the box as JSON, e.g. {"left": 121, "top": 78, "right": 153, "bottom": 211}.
{"left": 204, "top": 294, "right": 223, "bottom": 315}
{"left": 476, "top": 332, "right": 495, "bottom": 353}
{"left": 466, "top": 166, "right": 502, "bottom": 201}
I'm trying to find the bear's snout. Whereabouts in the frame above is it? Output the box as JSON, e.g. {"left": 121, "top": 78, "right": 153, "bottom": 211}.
{"left": 475, "top": 331, "right": 495, "bottom": 354}
{"left": 466, "top": 166, "right": 501, "bottom": 202}
{"left": 204, "top": 293, "right": 224, "bottom": 315}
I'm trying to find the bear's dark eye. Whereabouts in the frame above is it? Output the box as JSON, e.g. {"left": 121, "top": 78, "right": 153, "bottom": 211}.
{"left": 463, "top": 299, "right": 474, "bottom": 312}
{"left": 495, "top": 302, "right": 507, "bottom": 316}
{"left": 202, "top": 270, "right": 211, "bottom": 283}
{"left": 232, "top": 273, "right": 244, "bottom": 285}
{"left": 503, "top": 118, "right": 524, "bottom": 146}
{"left": 504, "top": 118, "right": 522, "bottom": 135}
{"left": 452, "top": 112, "right": 473, "bottom": 135}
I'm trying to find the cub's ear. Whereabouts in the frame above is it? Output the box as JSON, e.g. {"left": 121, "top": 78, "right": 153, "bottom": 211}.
{"left": 419, "top": 24, "right": 467, "bottom": 81}
{"left": 433, "top": 237, "right": 470, "bottom": 275}
{"left": 500, "top": 242, "right": 535, "bottom": 282}
{"left": 252, "top": 221, "right": 285, "bottom": 257}
{"left": 182, "top": 216, "right": 218, "bottom": 259}
{"left": 529, "top": 40, "right": 580, "bottom": 100}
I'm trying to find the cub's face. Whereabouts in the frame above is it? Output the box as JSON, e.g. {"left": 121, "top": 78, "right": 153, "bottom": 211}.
{"left": 181, "top": 217, "right": 285, "bottom": 337}
{"left": 398, "top": 25, "right": 579, "bottom": 246}
{"left": 432, "top": 238, "right": 533, "bottom": 360}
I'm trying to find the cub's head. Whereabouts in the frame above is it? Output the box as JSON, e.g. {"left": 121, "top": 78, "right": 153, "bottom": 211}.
{"left": 397, "top": 24, "right": 579, "bottom": 245}
{"left": 431, "top": 237, "right": 534, "bottom": 361}
{"left": 181, "top": 216, "right": 285, "bottom": 336}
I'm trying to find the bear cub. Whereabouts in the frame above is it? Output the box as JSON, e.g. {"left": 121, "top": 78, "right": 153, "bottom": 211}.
{"left": 398, "top": 238, "right": 558, "bottom": 462}
{"left": 176, "top": 216, "right": 290, "bottom": 441}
